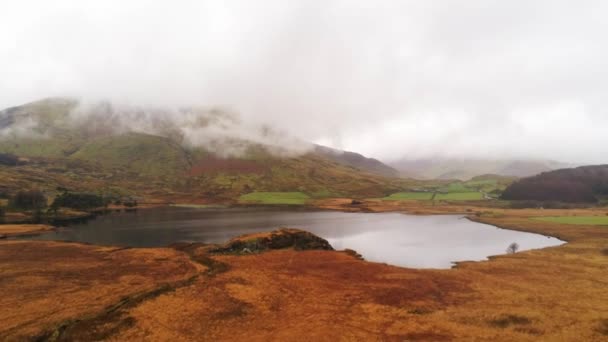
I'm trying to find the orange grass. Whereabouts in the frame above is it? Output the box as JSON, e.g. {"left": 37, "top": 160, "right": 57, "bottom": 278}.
{"left": 1, "top": 204, "right": 607, "bottom": 341}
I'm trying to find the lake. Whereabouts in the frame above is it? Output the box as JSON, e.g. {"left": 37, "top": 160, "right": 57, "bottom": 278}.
{"left": 28, "top": 206, "right": 564, "bottom": 268}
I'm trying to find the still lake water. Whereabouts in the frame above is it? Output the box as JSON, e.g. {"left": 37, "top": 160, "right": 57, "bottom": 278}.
{"left": 29, "top": 206, "right": 564, "bottom": 268}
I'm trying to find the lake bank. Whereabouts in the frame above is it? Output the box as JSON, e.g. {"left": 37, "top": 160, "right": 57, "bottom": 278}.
{"left": 23, "top": 206, "right": 563, "bottom": 268}
{"left": 0, "top": 224, "right": 54, "bottom": 238}
{"left": 1, "top": 206, "right": 607, "bottom": 340}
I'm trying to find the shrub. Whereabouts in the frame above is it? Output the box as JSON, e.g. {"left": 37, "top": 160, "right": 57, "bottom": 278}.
{"left": 9, "top": 190, "right": 47, "bottom": 210}
{"left": 51, "top": 192, "right": 105, "bottom": 210}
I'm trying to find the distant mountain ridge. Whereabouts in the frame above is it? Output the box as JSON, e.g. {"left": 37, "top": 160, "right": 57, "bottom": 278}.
{"left": 389, "top": 157, "right": 572, "bottom": 180}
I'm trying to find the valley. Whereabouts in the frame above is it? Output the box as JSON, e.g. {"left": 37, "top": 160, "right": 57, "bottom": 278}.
{"left": 1, "top": 204, "right": 607, "bottom": 341}
{"left": 1, "top": 98, "right": 607, "bottom": 341}
{"left": 3, "top": 2, "right": 608, "bottom": 340}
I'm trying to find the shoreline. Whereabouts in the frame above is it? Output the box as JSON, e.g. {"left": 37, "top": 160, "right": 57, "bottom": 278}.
{"left": 4, "top": 203, "right": 570, "bottom": 268}
{"left": 1, "top": 203, "right": 607, "bottom": 340}
{"left": 0, "top": 224, "right": 55, "bottom": 239}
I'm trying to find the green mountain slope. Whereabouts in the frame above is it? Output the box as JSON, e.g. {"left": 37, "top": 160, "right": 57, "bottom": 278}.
{"left": 71, "top": 133, "right": 191, "bottom": 177}
{"left": 0, "top": 98, "right": 413, "bottom": 201}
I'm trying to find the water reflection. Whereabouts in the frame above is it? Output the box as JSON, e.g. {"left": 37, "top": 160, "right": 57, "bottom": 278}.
{"left": 27, "top": 206, "right": 564, "bottom": 268}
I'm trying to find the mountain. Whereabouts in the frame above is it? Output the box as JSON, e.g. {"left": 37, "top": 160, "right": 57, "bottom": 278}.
{"left": 501, "top": 165, "right": 608, "bottom": 203}
{"left": 0, "top": 98, "right": 410, "bottom": 201}
{"left": 314, "top": 145, "right": 399, "bottom": 178}
{"left": 389, "top": 157, "right": 571, "bottom": 180}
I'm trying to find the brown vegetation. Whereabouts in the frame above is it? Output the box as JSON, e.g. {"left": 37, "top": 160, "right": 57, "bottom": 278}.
{"left": 0, "top": 224, "right": 53, "bottom": 238}
{"left": 1, "top": 205, "right": 607, "bottom": 340}
{"left": 0, "top": 240, "right": 201, "bottom": 340}
{"left": 188, "top": 155, "right": 267, "bottom": 176}
{"left": 108, "top": 210, "right": 608, "bottom": 341}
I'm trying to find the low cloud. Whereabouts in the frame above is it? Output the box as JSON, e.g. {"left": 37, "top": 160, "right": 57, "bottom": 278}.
{"left": 0, "top": 98, "right": 312, "bottom": 157}
{"left": 1, "top": 1, "right": 607, "bottom": 163}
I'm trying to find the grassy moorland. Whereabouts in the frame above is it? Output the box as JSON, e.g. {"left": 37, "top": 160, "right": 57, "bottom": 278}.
{"left": 1, "top": 203, "right": 607, "bottom": 341}
{"left": 0, "top": 240, "right": 201, "bottom": 340}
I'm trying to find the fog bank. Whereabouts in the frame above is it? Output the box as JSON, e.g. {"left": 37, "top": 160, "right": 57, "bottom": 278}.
{"left": 2, "top": 1, "right": 607, "bottom": 163}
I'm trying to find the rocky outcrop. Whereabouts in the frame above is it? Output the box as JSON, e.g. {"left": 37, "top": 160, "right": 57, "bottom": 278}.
{"left": 212, "top": 228, "right": 334, "bottom": 254}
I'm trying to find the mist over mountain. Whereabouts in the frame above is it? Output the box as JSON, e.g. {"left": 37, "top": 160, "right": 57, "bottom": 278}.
{"left": 390, "top": 157, "right": 572, "bottom": 180}
{"left": 2, "top": 1, "right": 608, "bottom": 165}
{"left": 0, "top": 98, "right": 407, "bottom": 200}
{"left": 0, "top": 98, "right": 580, "bottom": 182}
{"left": 0, "top": 97, "right": 313, "bottom": 158}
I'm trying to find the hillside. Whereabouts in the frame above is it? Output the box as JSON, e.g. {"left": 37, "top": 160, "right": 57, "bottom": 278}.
{"left": 0, "top": 98, "right": 412, "bottom": 201}
{"left": 314, "top": 145, "right": 399, "bottom": 178}
{"left": 389, "top": 157, "right": 570, "bottom": 180}
{"left": 501, "top": 165, "right": 608, "bottom": 203}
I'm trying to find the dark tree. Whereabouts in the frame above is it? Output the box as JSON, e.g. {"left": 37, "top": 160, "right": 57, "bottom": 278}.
{"left": 506, "top": 242, "right": 519, "bottom": 254}
{"left": 51, "top": 192, "right": 105, "bottom": 210}
{"left": 9, "top": 190, "right": 47, "bottom": 210}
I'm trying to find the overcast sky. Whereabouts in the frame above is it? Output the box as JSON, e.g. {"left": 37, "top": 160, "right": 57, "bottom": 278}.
{"left": 1, "top": 1, "right": 607, "bottom": 163}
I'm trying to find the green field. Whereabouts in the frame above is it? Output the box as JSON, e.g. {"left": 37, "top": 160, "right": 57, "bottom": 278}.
{"left": 435, "top": 192, "right": 484, "bottom": 200}
{"left": 381, "top": 192, "right": 434, "bottom": 200}
{"left": 464, "top": 179, "right": 498, "bottom": 192}
{"left": 382, "top": 181, "right": 484, "bottom": 201}
{"left": 532, "top": 216, "right": 608, "bottom": 226}
{"left": 442, "top": 182, "right": 470, "bottom": 193}
{"left": 238, "top": 192, "right": 311, "bottom": 205}
{"left": 381, "top": 190, "right": 483, "bottom": 201}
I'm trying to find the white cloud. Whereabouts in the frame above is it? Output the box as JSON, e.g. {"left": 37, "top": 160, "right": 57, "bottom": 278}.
{"left": 1, "top": 0, "right": 607, "bottom": 163}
